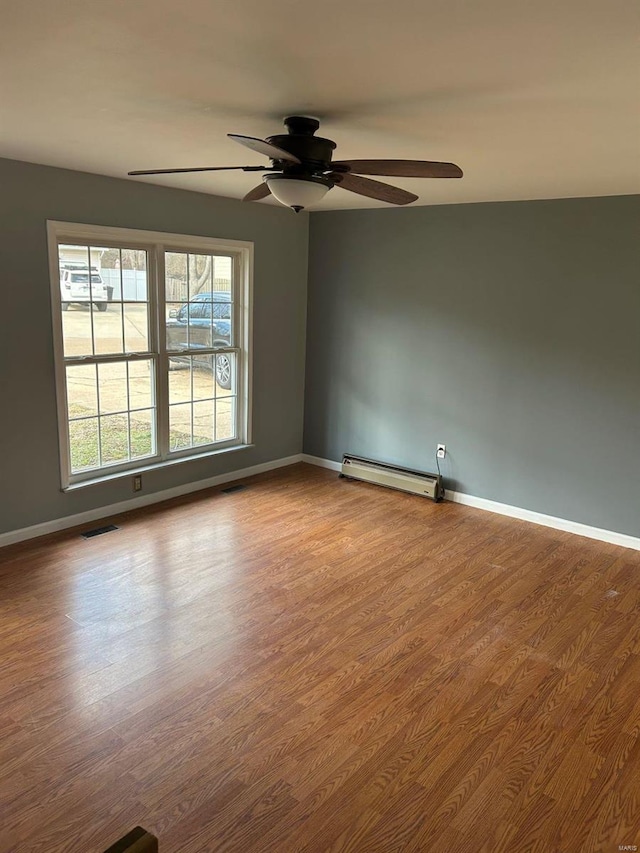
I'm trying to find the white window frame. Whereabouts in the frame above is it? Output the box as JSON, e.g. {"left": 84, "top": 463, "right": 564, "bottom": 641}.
{"left": 47, "top": 221, "right": 253, "bottom": 489}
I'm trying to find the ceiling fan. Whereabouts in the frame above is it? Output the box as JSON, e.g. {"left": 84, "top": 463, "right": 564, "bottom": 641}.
{"left": 128, "top": 116, "right": 463, "bottom": 212}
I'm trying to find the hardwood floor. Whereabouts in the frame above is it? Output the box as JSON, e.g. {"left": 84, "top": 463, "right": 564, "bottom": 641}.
{"left": 1, "top": 462, "right": 639, "bottom": 852}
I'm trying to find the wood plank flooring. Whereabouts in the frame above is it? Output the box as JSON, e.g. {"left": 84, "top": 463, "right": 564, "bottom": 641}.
{"left": 1, "top": 462, "right": 639, "bottom": 852}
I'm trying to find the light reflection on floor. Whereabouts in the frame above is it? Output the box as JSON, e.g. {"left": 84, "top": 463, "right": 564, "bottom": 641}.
{"left": 68, "top": 507, "right": 240, "bottom": 716}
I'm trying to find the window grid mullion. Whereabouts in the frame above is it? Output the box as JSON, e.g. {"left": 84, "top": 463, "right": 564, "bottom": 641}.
{"left": 87, "top": 247, "right": 97, "bottom": 360}
{"left": 153, "top": 246, "right": 169, "bottom": 461}
{"left": 233, "top": 253, "right": 242, "bottom": 435}
{"left": 186, "top": 253, "right": 191, "bottom": 349}
{"left": 63, "top": 351, "right": 154, "bottom": 366}
{"left": 190, "top": 360, "right": 194, "bottom": 447}
{"left": 118, "top": 249, "right": 125, "bottom": 353}
{"left": 125, "top": 361, "right": 132, "bottom": 461}
{"left": 165, "top": 346, "right": 240, "bottom": 357}
{"left": 94, "top": 362, "right": 103, "bottom": 468}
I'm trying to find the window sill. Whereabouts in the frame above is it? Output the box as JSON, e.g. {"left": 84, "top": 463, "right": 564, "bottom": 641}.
{"left": 62, "top": 443, "right": 255, "bottom": 492}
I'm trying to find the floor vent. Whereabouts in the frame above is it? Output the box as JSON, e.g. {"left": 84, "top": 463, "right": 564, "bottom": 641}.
{"left": 221, "top": 483, "right": 247, "bottom": 494}
{"left": 81, "top": 524, "right": 119, "bottom": 539}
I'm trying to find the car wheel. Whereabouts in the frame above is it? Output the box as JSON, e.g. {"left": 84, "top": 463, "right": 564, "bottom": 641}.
{"left": 215, "top": 354, "right": 232, "bottom": 390}
{"left": 96, "top": 302, "right": 108, "bottom": 312}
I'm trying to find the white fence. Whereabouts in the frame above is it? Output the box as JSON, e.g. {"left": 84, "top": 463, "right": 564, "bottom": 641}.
{"left": 101, "top": 269, "right": 148, "bottom": 301}
{"left": 100, "top": 270, "right": 232, "bottom": 302}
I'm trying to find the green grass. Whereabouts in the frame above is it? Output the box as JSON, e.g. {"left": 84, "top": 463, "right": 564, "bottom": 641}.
{"left": 68, "top": 406, "right": 197, "bottom": 471}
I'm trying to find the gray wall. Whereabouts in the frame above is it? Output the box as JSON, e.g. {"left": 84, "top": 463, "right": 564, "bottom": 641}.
{"left": 305, "top": 195, "right": 640, "bottom": 538}
{"left": 0, "top": 157, "right": 308, "bottom": 534}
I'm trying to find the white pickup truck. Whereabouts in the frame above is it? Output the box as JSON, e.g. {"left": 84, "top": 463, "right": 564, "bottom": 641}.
{"left": 60, "top": 265, "right": 108, "bottom": 311}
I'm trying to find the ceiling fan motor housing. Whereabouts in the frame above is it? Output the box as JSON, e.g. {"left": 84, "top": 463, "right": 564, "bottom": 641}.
{"left": 266, "top": 116, "right": 337, "bottom": 174}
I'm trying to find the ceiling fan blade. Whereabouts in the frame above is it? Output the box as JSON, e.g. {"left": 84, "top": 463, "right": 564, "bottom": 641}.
{"left": 227, "top": 134, "right": 301, "bottom": 164}
{"left": 243, "top": 182, "right": 271, "bottom": 202}
{"left": 331, "top": 173, "right": 418, "bottom": 205}
{"left": 128, "top": 165, "right": 268, "bottom": 176}
{"left": 333, "top": 159, "right": 463, "bottom": 178}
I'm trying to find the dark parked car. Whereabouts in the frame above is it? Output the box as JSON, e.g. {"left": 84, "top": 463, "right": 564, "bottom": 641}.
{"left": 166, "top": 292, "right": 233, "bottom": 389}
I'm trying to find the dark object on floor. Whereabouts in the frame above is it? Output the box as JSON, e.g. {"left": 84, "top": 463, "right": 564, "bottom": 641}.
{"left": 102, "top": 826, "right": 158, "bottom": 852}
{"left": 81, "top": 524, "right": 120, "bottom": 539}
{"left": 221, "top": 483, "right": 247, "bottom": 494}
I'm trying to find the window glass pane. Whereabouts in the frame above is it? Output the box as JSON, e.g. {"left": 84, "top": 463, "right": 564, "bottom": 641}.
{"left": 119, "top": 250, "right": 148, "bottom": 301}
{"left": 165, "top": 252, "right": 188, "bottom": 303}
{"left": 192, "top": 359, "right": 215, "bottom": 401}
{"left": 193, "top": 400, "right": 214, "bottom": 446}
{"left": 170, "top": 403, "right": 192, "bottom": 450}
{"left": 130, "top": 408, "right": 155, "bottom": 459}
{"left": 165, "top": 252, "right": 233, "bottom": 302}
{"left": 66, "top": 364, "right": 98, "bottom": 418}
{"left": 212, "top": 300, "right": 231, "bottom": 320}
{"left": 166, "top": 302, "right": 184, "bottom": 322}
{"left": 213, "top": 256, "right": 233, "bottom": 297}
{"left": 128, "top": 360, "right": 153, "bottom": 411}
{"left": 168, "top": 355, "right": 223, "bottom": 453}
{"left": 91, "top": 246, "right": 120, "bottom": 310}
{"left": 100, "top": 413, "right": 130, "bottom": 465}
{"left": 87, "top": 246, "right": 115, "bottom": 304}
{"left": 166, "top": 303, "right": 191, "bottom": 352}
{"left": 166, "top": 300, "right": 226, "bottom": 353}
{"left": 97, "top": 247, "right": 148, "bottom": 302}
{"left": 93, "top": 302, "right": 124, "bottom": 355}
{"left": 188, "top": 254, "right": 213, "bottom": 300}
{"left": 165, "top": 253, "right": 234, "bottom": 349}
{"left": 97, "top": 362, "right": 128, "bottom": 414}
{"left": 169, "top": 356, "right": 216, "bottom": 404}
{"left": 184, "top": 302, "right": 207, "bottom": 351}
{"left": 213, "top": 303, "right": 233, "bottom": 348}
{"left": 169, "top": 359, "right": 193, "bottom": 405}
{"left": 62, "top": 304, "right": 93, "bottom": 357}
{"left": 212, "top": 263, "right": 233, "bottom": 347}
{"left": 215, "top": 352, "right": 235, "bottom": 395}
{"left": 59, "top": 243, "right": 91, "bottom": 279}
{"left": 69, "top": 417, "right": 99, "bottom": 472}
{"left": 124, "top": 302, "right": 149, "bottom": 352}
{"left": 216, "top": 398, "right": 236, "bottom": 442}
{"left": 58, "top": 245, "right": 107, "bottom": 334}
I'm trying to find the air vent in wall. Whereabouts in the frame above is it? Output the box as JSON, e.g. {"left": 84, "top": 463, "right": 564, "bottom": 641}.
{"left": 221, "top": 484, "right": 247, "bottom": 494}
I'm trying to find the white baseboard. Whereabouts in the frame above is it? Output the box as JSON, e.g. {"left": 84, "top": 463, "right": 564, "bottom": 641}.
{"left": 0, "top": 454, "right": 303, "bottom": 549}
{"left": 302, "top": 455, "right": 640, "bottom": 552}
{"left": 301, "top": 453, "right": 342, "bottom": 472}
{"left": 446, "top": 489, "right": 640, "bottom": 552}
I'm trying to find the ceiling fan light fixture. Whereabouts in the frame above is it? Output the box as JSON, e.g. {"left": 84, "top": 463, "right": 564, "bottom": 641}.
{"left": 263, "top": 174, "right": 332, "bottom": 212}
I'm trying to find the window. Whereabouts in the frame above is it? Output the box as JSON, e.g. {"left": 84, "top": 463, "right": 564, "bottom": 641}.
{"left": 48, "top": 222, "right": 253, "bottom": 487}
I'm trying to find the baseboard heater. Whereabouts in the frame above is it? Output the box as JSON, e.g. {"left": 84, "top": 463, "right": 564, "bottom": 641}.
{"left": 340, "top": 454, "right": 444, "bottom": 502}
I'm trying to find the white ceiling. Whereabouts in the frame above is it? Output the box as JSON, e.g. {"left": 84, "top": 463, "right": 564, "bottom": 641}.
{"left": 1, "top": 0, "right": 638, "bottom": 210}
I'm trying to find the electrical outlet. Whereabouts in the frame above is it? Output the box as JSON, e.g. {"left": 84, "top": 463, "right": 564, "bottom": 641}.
{"left": 437, "top": 444, "right": 446, "bottom": 459}
{"left": 133, "top": 475, "right": 142, "bottom": 492}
